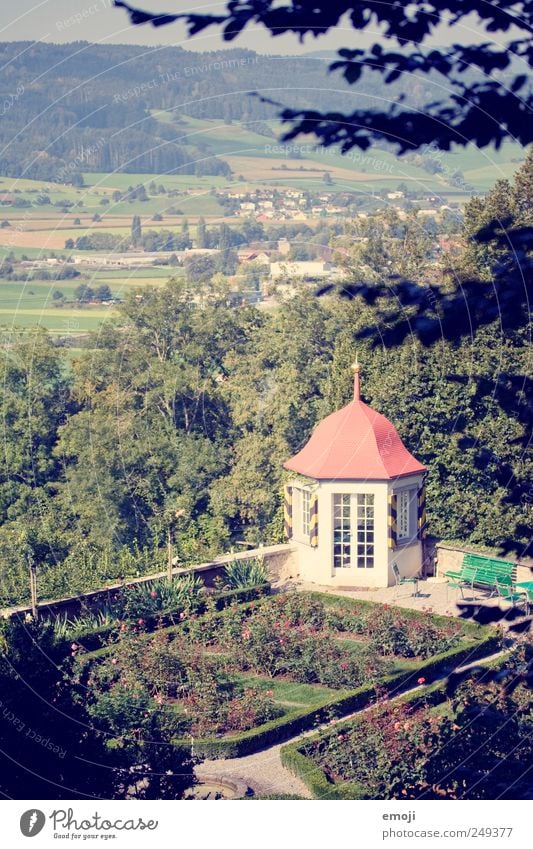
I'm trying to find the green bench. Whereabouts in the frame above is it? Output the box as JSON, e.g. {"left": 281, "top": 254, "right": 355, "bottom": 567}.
{"left": 444, "top": 553, "right": 515, "bottom": 599}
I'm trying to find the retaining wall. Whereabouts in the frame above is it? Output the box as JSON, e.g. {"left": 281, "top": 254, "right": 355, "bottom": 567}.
{"left": 1, "top": 543, "right": 298, "bottom": 620}
{"left": 436, "top": 543, "right": 532, "bottom": 584}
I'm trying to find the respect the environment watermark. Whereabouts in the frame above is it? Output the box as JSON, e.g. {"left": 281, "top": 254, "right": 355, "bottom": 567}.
{"left": 56, "top": 0, "right": 113, "bottom": 31}
{"left": 0, "top": 698, "right": 66, "bottom": 759}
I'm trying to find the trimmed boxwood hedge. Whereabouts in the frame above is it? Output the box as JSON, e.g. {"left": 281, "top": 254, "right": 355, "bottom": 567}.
{"left": 171, "top": 632, "right": 501, "bottom": 760}
{"left": 280, "top": 648, "right": 508, "bottom": 799}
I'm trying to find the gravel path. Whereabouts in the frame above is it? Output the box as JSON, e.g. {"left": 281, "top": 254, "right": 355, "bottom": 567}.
{"left": 195, "top": 742, "right": 313, "bottom": 798}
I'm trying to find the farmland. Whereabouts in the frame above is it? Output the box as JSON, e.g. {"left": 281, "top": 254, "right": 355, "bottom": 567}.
{"left": 0, "top": 113, "right": 525, "bottom": 336}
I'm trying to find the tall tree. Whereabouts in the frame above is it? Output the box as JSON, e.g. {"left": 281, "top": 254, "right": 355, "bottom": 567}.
{"left": 131, "top": 214, "right": 142, "bottom": 247}
{"left": 196, "top": 216, "right": 207, "bottom": 249}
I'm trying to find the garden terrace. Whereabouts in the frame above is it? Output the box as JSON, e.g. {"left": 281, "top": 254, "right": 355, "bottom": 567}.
{"left": 280, "top": 643, "right": 532, "bottom": 800}
{"left": 71, "top": 592, "right": 500, "bottom": 759}
{"left": 42, "top": 556, "right": 272, "bottom": 652}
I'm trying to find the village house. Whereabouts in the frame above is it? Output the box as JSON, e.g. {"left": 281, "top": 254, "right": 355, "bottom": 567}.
{"left": 269, "top": 260, "right": 335, "bottom": 280}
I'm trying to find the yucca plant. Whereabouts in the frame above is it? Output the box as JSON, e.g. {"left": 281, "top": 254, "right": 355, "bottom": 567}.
{"left": 223, "top": 556, "right": 268, "bottom": 590}
{"left": 120, "top": 573, "right": 203, "bottom": 619}
{"left": 53, "top": 608, "right": 113, "bottom": 640}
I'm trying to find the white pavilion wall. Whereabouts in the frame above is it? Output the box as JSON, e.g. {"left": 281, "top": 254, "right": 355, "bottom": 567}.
{"left": 293, "top": 479, "right": 390, "bottom": 588}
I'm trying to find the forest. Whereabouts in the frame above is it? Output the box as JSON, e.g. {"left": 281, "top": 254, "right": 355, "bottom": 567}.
{"left": 0, "top": 154, "right": 530, "bottom": 608}
{"left": 0, "top": 40, "right": 386, "bottom": 181}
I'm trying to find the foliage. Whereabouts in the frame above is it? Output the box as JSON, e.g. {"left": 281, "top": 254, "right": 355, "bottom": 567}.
{"left": 296, "top": 642, "right": 533, "bottom": 799}
{"left": 222, "top": 556, "right": 268, "bottom": 590}
{"left": 0, "top": 42, "right": 359, "bottom": 181}
{"left": 116, "top": 1, "right": 532, "bottom": 152}
{"left": 115, "top": 574, "right": 203, "bottom": 620}
{"left": 364, "top": 605, "right": 462, "bottom": 659}
{"left": 77, "top": 629, "right": 282, "bottom": 738}
{"left": 181, "top": 593, "right": 464, "bottom": 685}
{"left": 1, "top": 161, "right": 530, "bottom": 607}
{"left": 52, "top": 573, "right": 203, "bottom": 640}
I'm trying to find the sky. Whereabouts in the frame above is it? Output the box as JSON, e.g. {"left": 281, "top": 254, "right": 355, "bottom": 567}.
{"left": 0, "top": 0, "right": 502, "bottom": 55}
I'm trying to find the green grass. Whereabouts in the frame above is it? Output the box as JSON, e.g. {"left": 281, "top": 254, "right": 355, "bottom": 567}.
{"left": 0, "top": 270, "right": 182, "bottom": 332}
{"left": 82, "top": 172, "right": 229, "bottom": 192}
{"left": 235, "top": 673, "right": 345, "bottom": 707}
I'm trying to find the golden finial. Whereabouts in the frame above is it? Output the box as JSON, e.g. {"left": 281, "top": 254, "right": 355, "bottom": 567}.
{"left": 352, "top": 354, "right": 361, "bottom": 400}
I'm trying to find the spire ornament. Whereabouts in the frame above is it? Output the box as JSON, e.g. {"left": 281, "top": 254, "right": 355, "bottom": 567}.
{"left": 352, "top": 354, "right": 361, "bottom": 401}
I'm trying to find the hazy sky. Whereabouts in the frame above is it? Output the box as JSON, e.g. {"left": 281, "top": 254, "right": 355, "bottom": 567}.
{"left": 0, "top": 0, "right": 500, "bottom": 54}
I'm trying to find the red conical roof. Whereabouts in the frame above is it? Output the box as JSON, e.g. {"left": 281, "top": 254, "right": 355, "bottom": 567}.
{"left": 284, "top": 363, "right": 426, "bottom": 481}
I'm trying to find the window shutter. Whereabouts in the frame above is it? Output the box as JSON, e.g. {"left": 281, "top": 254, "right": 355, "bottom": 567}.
{"left": 284, "top": 485, "right": 293, "bottom": 540}
{"left": 309, "top": 492, "right": 319, "bottom": 547}
{"left": 417, "top": 486, "right": 427, "bottom": 539}
{"left": 388, "top": 493, "right": 397, "bottom": 548}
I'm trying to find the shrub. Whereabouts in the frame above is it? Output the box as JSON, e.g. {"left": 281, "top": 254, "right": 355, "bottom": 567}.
{"left": 222, "top": 556, "right": 268, "bottom": 590}
{"left": 118, "top": 574, "right": 203, "bottom": 620}
{"left": 291, "top": 644, "right": 532, "bottom": 800}
{"left": 365, "top": 606, "right": 462, "bottom": 659}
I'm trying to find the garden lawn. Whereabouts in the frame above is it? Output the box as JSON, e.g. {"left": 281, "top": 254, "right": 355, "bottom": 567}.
{"left": 234, "top": 674, "right": 346, "bottom": 708}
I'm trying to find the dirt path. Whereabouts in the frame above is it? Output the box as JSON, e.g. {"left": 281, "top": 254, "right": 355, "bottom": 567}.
{"left": 194, "top": 651, "right": 504, "bottom": 799}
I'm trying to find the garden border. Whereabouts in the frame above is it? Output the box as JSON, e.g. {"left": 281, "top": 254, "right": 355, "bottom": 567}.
{"left": 171, "top": 633, "right": 500, "bottom": 759}
{"left": 56, "top": 582, "right": 271, "bottom": 654}
{"left": 279, "top": 650, "right": 508, "bottom": 799}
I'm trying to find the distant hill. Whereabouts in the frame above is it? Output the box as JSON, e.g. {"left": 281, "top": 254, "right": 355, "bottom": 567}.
{"left": 0, "top": 41, "right": 519, "bottom": 188}
{"left": 0, "top": 41, "right": 414, "bottom": 181}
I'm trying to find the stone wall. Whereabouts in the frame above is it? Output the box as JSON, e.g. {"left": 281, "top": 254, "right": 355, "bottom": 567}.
{"left": 2, "top": 544, "right": 298, "bottom": 621}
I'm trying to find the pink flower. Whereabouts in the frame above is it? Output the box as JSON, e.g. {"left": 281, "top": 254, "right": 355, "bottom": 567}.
{"left": 341, "top": 662, "right": 348, "bottom": 670}
{"left": 266, "top": 690, "right": 273, "bottom": 696}
{"left": 242, "top": 630, "right": 250, "bottom": 640}
{"left": 394, "top": 721, "right": 401, "bottom": 730}
{"left": 111, "top": 658, "right": 118, "bottom": 665}
{"left": 179, "top": 612, "right": 186, "bottom": 619}
{"left": 120, "top": 623, "right": 126, "bottom": 631}
{"left": 417, "top": 677, "right": 426, "bottom": 685}
{"left": 137, "top": 618, "right": 144, "bottom": 625}
{"left": 70, "top": 642, "right": 78, "bottom": 650}
{"left": 151, "top": 591, "right": 157, "bottom": 598}
{"left": 452, "top": 723, "right": 460, "bottom": 731}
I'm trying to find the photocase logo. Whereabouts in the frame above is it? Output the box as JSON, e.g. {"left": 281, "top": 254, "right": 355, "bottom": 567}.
{"left": 20, "top": 810, "right": 46, "bottom": 837}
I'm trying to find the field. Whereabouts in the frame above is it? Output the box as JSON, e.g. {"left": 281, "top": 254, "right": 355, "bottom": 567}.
{"left": 157, "top": 115, "right": 525, "bottom": 195}
{"left": 0, "top": 268, "right": 182, "bottom": 333}
{"left": 0, "top": 118, "right": 523, "bottom": 336}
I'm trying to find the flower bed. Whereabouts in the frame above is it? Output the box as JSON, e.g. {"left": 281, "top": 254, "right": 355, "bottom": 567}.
{"left": 69, "top": 592, "right": 499, "bottom": 756}
{"left": 281, "top": 645, "right": 530, "bottom": 800}
{"left": 54, "top": 581, "right": 271, "bottom": 653}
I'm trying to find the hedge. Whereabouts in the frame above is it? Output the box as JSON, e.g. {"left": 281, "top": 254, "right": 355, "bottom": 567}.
{"left": 171, "top": 632, "right": 501, "bottom": 760}
{"left": 280, "top": 649, "right": 508, "bottom": 799}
